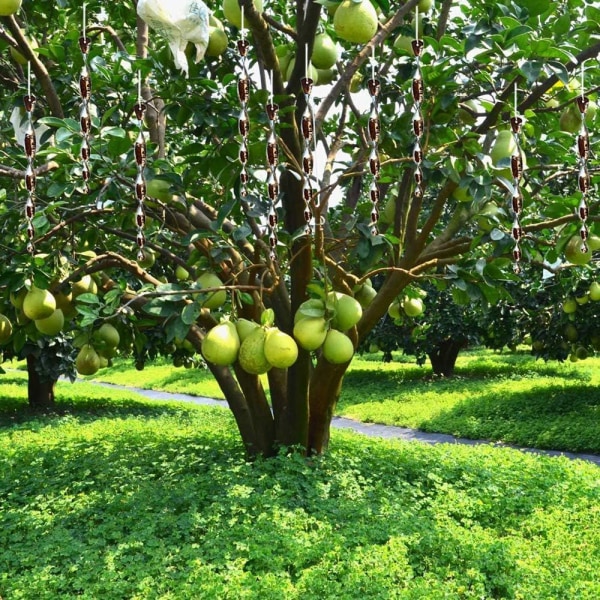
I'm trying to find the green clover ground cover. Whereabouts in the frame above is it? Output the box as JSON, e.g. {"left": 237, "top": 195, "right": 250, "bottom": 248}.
{"left": 1, "top": 378, "right": 600, "bottom": 599}
{"left": 87, "top": 350, "right": 600, "bottom": 454}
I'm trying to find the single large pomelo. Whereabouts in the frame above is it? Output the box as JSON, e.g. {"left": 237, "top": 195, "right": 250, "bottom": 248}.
{"left": 264, "top": 328, "right": 298, "bottom": 368}
{"left": 76, "top": 344, "right": 101, "bottom": 376}
{"left": 311, "top": 32, "right": 339, "bottom": 69}
{"left": 0, "top": 313, "right": 13, "bottom": 343}
{"left": 223, "top": 0, "right": 264, "bottom": 28}
{"left": 293, "top": 316, "right": 328, "bottom": 351}
{"left": 238, "top": 327, "right": 271, "bottom": 374}
{"left": 565, "top": 235, "right": 592, "bottom": 265}
{"left": 235, "top": 318, "right": 260, "bottom": 342}
{"left": 333, "top": 0, "right": 378, "bottom": 45}
{"left": 35, "top": 308, "right": 64, "bottom": 336}
{"left": 197, "top": 272, "right": 227, "bottom": 310}
{"left": 95, "top": 323, "right": 120, "bottom": 348}
{"left": 23, "top": 287, "right": 56, "bottom": 320}
{"left": 202, "top": 321, "right": 240, "bottom": 366}
{"left": 327, "top": 291, "right": 362, "bottom": 331}
{"left": 322, "top": 329, "right": 354, "bottom": 364}
{"left": 0, "top": 0, "right": 21, "bottom": 17}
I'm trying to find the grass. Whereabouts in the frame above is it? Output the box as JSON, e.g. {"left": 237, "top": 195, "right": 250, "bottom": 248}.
{"left": 1, "top": 389, "right": 599, "bottom": 599}
{"left": 86, "top": 349, "right": 600, "bottom": 455}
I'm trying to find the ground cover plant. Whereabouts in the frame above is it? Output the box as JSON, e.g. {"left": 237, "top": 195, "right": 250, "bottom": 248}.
{"left": 1, "top": 383, "right": 599, "bottom": 599}
{"left": 85, "top": 350, "right": 600, "bottom": 455}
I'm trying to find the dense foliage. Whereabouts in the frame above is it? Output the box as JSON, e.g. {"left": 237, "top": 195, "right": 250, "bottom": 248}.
{"left": 1, "top": 0, "right": 599, "bottom": 454}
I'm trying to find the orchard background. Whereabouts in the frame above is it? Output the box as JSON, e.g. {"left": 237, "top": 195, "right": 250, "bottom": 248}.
{"left": 0, "top": 0, "right": 599, "bottom": 456}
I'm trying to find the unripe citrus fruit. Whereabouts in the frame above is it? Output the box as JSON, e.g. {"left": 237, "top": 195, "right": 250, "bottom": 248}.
{"left": 76, "top": 344, "right": 101, "bottom": 376}
{"left": 490, "top": 130, "right": 517, "bottom": 166}
{"left": 235, "top": 318, "right": 260, "bottom": 342}
{"left": 35, "top": 309, "right": 64, "bottom": 336}
{"left": 0, "top": 313, "right": 12, "bottom": 343}
{"left": 197, "top": 272, "right": 227, "bottom": 309}
{"left": 562, "top": 298, "right": 577, "bottom": 314}
{"left": 294, "top": 298, "right": 326, "bottom": 323}
{"left": 327, "top": 291, "right": 362, "bottom": 331}
{"left": 355, "top": 282, "right": 377, "bottom": 308}
{"left": 311, "top": 32, "right": 339, "bottom": 69}
{"left": 334, "top": 0, "right": 378, "bottom": 44}
{"left": 0, "top": 0, "right": 21, "bottom": 16}
{"left": 202, "top": 321, "right": 240, "bottom": 366}
{"left": 402, "top": 296, "right": 424, "bottom": 317}
{"left": 238, "top": 327, "right": 271, "bottom": 374}
{"left": 293, "top": 316, "right": 328, "bottom": 351}
{"left": 387, "top": 301, "right": 402, "bottom": 320}
{"left": 264, "top": 327, "right": 298, "bottom": 368}
{"left": 206, "top": 26, "right": 228, "bottom": 57}
{"left": 175, "top": 265, "right": 190, "bottom": 281}
{"left": 223, "top": 0, "right": 264, "bottom": 28}
{"left": 96, "top": 323, "right": 120, "bottom": 348}
{"left": 23, "top": 287, "right": 56, "bottom": 320}
{"left": 565, "top": 235, "right": 592, "bottom": 265}
{"left": 71, "top": 275, "right": 97, "bottom": 297}
{"left": 322, "top": 329, "right": 354, "bottom": 364}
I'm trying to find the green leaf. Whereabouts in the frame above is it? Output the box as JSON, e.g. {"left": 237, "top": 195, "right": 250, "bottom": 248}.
{"left": 181, "top": 303, "right": 201, "bottom": 325}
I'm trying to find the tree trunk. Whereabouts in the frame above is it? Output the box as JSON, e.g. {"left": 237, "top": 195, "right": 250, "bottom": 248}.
{"left": 427, "top": 338, "right": 467, "bottom": 377}
{"left": 26, "top": 355, "right": 56, "bottom": 409}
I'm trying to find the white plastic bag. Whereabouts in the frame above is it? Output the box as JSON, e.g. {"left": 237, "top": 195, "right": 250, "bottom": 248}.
{"left": 137, "top": 0, "right": 210, "bottom": 77}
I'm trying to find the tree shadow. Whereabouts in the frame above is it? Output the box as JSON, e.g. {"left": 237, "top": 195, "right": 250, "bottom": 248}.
{"left": 420, "top": 382, "right": 600, "bottom": 453}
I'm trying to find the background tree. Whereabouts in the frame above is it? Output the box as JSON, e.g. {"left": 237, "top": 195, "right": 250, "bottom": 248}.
{"left": 0, "top": 0, "right": 598, "bottom": 455}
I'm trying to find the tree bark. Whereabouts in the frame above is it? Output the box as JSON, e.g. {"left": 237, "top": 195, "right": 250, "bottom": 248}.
{"left": 26, "top": 355, "right": 56, "bottom": 409}
{"left": 428, "top": 339, "right": 467, "bottom": 377}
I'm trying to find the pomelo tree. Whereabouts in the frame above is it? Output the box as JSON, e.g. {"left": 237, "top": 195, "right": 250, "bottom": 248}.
{"left": 0, "top": 0, "right": 598, "bottom": 455}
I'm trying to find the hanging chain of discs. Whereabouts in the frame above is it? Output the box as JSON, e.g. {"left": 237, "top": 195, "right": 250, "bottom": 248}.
{"left": 575, "top": 87, "right": 591, "bottom": 253}
{"left": 133, "top": 97, "right": 147, "bottom": 260}
{"left": 509, "top": 108, "right": 525, "bottom": 273}
{"left": 301, "top": 60, "right": 315, "bottom": 235}
{"left": 367, "top": 53, "right": 381, "bottom": 236}
{"left": 78, "top": 32, "right": 92, "bottom": 193}
{"left": 23, "top": 91, "right": 37, "bottom": 254}
{"left": 237, "top": 30, "right": 251, "bottom": 198}
{"left": 265, "top": 80, "right": 279, "bottom": 261}
{"left": 411, "top": 37, "right": 425, "bottom": 201}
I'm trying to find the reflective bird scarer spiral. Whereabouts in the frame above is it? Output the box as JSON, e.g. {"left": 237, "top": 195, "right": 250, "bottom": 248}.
{"left": 574, "top": 63, "right": 591, "bottom": 254}
{"left": 265, "top": 72, "right": 279, "bottom": 261}
{"left": 23, "top": 77, "right": 37, "bottom": 254}
{"left": 78, "top": 16, "right": 93, "bottom": 194}
{"left": 367, "top": 47, "right": 381, "bottom": 236}
{"left": 509, "top": 89, "right": 524, "bottom": 274}
{"left": 411, "top": 27, "right": 425, "bottom": 203}
{"left": 133, "top": 74, "right": 147, "bottom": 261}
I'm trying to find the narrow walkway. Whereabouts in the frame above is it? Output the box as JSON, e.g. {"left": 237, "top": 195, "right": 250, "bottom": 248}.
{"left": 94, "top": 381, "right": 600, "bottom": 468}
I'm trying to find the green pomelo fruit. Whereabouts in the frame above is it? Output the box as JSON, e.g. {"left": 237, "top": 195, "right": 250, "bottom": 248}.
{"left": 490, "top": 130, "right": 517, "bottom": 165}
{"left": 72, "top": 275, "right": 97, "bottom": 297}
{"left": 10, "top": 37, "right": 38, "bottom": 65}
{"left": 293, "top": 316, "right": 328, "bottom": 351}
{"left": 34, "top": 308, "right": 64, "bottom": 336}
{"left": 206, "top": 26, "right": 228, "bottom": 57}
{"left": 238, "top": 327, "right": 271, "bottom": 374}
{"left": 0, "top": 313, "right": 13, "bottom": 343}
{"left": 564, "top": 324, "right": 578, "bottom": 342}
{"left": 137, "top": 248, "right": 156, "bottom": 269}
{"left": 0, "top": 0, "right": 22, "bottom": 17}
{"left": 146, "top": 178, "right": 172, "bottom": 202}
{"left": 387, "top": 301, "right": 402, "bottom": 320}
{"left": 564, "top": 235, "right": 592, "bottom": 265}
{"left": 589, "top": 281, "right": 600, "bottom": 301}
{"left": 327, "top": 291, "right": 362, "bottom": 331}
{"left": 96, "top": 323, "right": 120, "bottom": 348}
{"left": 175, "top": 265, "right": 190, "bottom": 281}
{"left": 402, "top": 296, "right": 424, "bottom": 317}
{"left": 322, "top": 329, "right": 354, "bottom": 364}
{"left": 76, "top": 344, "right": 101, "bottom": 376}
{"left": 222, "top": 0, "right": 264, "bottom": 28}
{"left": 23, "top": 287, "right": 56, "bottom": 320}
{"left": 418, "top": 0, "right": 433, "bottom": 11}
{"left": 197, "top": 272, "right": 227, "bottom": 309}
{"left": 235, "top": 318, "right": 260, "bottom": 342}
{"left": 202, "top": 321, "right": 240, "bottom": 366}
{"left": 311, "top": 32, "right": 339, "bottom": 69}
{"left": 264, "top": 328, "right": 298, "bottom": 368}
{"left": 334, "top": 0, "right": 378, "bottom": 45}
{"left": 315, "top": 67, "right": 337, "bottom": 86}
{"left": 285, "top": 58, "right": 319, "bottom": 84}
{"left": 562, "top": 298, "right": 577, "bottom": 314}
{"left": 355, "top": 283, "right": 377, "bottom": 308}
